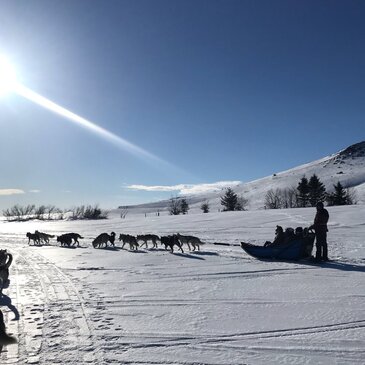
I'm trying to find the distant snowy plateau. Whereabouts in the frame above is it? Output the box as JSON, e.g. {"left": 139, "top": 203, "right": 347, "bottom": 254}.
{"left": 0, "top": 141, "right": 364, "bottom": 364}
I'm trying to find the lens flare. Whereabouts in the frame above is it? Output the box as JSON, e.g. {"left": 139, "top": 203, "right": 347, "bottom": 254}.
{"left": 0, "top": 54, "right": 190, "bottom": 178}
{"left": 13, "top": 84, "right": 187, "bottom": 176}
{"left": 0, "top": 56, "right": 17, "bottom": 96}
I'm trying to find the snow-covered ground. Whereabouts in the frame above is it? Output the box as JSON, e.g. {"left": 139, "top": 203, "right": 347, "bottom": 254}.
{"left": 0, "top": 205, "right": 364, "bottom": 364}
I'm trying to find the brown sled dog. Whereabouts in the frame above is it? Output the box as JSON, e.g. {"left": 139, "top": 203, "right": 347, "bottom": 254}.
{"left": 93, "top": 232, "right": 116, "bottom": 248}
{"left": 136, "top": 234, "right": 160, "bottom": 249}
{"left": 35, "top": 230, "right": 55, "bottom": 244}
{"left": 57, "top": 233, "right": 83, "bottom": 247}
{"left": 119, "top": 234, "right": 139, "bottom": 250}
{"left": 26, "top": 232, "right": 40, "bottom": 245}
{"left": 176, "top": 233, "right": 204, "bottom": 251}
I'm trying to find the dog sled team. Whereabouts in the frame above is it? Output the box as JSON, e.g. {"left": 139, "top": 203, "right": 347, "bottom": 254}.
{"left": 25, "top": 230, "right": 205, "bottom": 252}
{"left": 93, "top": 232, "right": 204, "bottom": 252}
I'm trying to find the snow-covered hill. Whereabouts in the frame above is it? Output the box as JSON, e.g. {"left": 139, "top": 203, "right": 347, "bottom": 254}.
{"left": 122, "top": 141, "right": 365, "bottom": 216}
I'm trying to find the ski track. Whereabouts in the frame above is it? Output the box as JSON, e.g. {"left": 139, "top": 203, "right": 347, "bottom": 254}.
{"left": 0, "top": 243, "right": 106, "bottom": 364}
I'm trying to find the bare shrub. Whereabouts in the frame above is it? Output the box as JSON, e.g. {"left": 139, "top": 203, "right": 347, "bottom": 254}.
{"left": 201, "top": 201, "right": 210, "bottom": 213}
{"left": 265, "top": 189, "right": 282, "bottom": 209}
{"left": 236, "top": 195, "right": 248, "bottom": 211}
{"left": 169, "top": 197, "right": 181, "bottom": 215}
{"left": 265, "top": 187, "right": 298, "bottom": 209}
{"left": 34, "top": 205, "right": 47, "bottom": 220}
{"left": 70, "top": 205, "right": 108, "bottom": 220}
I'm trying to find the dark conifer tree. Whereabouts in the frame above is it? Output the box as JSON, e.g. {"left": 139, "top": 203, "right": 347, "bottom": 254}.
{"left": 297, "top": 177, "right": 310, "bottom": 207}
{"left": 180, "top": 198, "right": 189, "bottom": 214}
{"left": 326, "top": 182, "right": 349, "bottom": 206}
{"left": 220, "top": 188, "right": 238, "bottom": 211}
{"left": 200, "top": 201, "right": 210, "bottom": 213}
{"left": 308, "top": 174, "right": 326, "bottom": 206}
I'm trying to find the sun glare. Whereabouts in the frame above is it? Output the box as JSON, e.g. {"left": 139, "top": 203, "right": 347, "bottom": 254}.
{"left": 0, "top": 54, "right": 189, "bottom": 178}
{"left": 0, "top": 55, "right": 17, "bottom": 96}
{"left": 14, "top": 83, "right": 186, "bottom": 176}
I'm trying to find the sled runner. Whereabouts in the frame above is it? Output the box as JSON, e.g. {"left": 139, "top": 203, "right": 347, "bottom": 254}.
{"left": 241, "top": 235, "right": 315, "bottom": 261}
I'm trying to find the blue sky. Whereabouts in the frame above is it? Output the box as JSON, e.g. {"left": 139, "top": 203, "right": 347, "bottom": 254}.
{"left": 0, "top": 0, "right": 364, "bottom": 210}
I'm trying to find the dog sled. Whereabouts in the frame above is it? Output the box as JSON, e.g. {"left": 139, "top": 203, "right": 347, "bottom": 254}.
{"left": 241, "top": 234, "right": 315, "bottom": 261}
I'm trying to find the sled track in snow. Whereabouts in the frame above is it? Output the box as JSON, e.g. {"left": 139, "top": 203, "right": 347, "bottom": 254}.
{"left": 0, "top": 245, "right": 105, "bottom": 364}
{"left": 96, "top": 317, "right": 365, "bottom": 346}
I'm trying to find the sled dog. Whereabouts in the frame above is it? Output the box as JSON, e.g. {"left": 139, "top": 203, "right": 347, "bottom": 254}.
{"left": 93, "top": 232, "right": 116, "bottom": 248}
{"left": 0, "top": 310, "right": 16, "bottom": 346}
{"left": 26, "top": 232, "right": 40, "bottom": 245}
{"left": 136, "top": 234, "right": 160, "bottom": 248}
{"left": 0, "top": 250, "right": 13, "bottom": 294}
{"left": 177, "top": 233, "right": 203, "bottom": 251}
{"left": 35, "top": 230, "right": 55, "bottom": 244}
{"left": 57, "top": 235, "right": 73, "bottom": 247}
{"left": 58, "top": 233, "right": 83, "bottom": 246}
{"left": 187, "top": 236, "right": 203, "bottom": 251}
{"left": 161, "top": 235, "right": 184, "bottom": 253}
{"left": 119, "top": 234, "right": 139, "bottom": 250}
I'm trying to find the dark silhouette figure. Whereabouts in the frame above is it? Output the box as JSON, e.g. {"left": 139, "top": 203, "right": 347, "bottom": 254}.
{"left": 264, "top": 226, "right": 286, "bottom": 247}
{"left": 0, "top": 309, "right": 17, "bottom": 347}
{"left": 0, "top": 250, "right": 13, "bottom": 295}
{"left": 309, "top": 201, "right": 329, "bottom": 261}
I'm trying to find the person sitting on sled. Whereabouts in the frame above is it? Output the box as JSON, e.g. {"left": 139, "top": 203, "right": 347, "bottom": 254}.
{"left": 295, "top": 227, "right": 304, "bottom": 238}
{"left": 264, "top": 225, "right": 286, "bottom": 247}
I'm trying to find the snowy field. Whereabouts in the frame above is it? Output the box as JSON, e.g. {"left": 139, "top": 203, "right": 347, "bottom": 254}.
{"left": 0, "top": 205, "right": 364, "bottom": 364}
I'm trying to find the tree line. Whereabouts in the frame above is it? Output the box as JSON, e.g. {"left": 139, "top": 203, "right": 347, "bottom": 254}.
{"left": 168, "top": 174, "right": 356, "bottom": 215}
{"left": 2, "top": 204, "right": 108, "bottom": 221}
{"left": 168, "top": 198, "right": 190, "bottom": 215}
{"left": 265, "top": 174, "right": 356, "bottom": 209}
{"left": 168, "top": 187, "right": 248, "bottom": 215}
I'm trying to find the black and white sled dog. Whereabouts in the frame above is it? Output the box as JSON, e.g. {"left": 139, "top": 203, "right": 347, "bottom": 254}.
{"left": 93, "top": 232, "right": 116, "bottom": 248}
{"left": 119, "top": 234, "right": 139, "bottom": 250}
{"left": 161, "top": 235, "right": 184, "bottom": 253}
{"left": 176, "top": 233, "right": 204, "bottom": 251}
{"left": 136, "top": 234, "right": 160, "bottom": 248}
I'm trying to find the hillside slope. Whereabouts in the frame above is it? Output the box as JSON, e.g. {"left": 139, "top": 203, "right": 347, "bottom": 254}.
{"left": 121, "top": 141, "right": 365, "bottom": 215}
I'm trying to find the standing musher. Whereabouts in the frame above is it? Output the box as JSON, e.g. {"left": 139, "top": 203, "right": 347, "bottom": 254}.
{"left": 309, "top": 201, "right": 329, "bottom": 261}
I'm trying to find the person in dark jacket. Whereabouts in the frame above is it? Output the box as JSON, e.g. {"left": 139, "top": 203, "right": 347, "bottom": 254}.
{"left": 264, "top": 225, "right": 286, "bottom": 247}
{"left": 309, "top": 201, "right": 329, "bottom": 261}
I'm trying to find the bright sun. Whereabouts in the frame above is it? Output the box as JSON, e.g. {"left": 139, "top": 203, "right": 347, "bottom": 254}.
{"left": 0, "top": 55, "right": 17, "bottom": 96}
